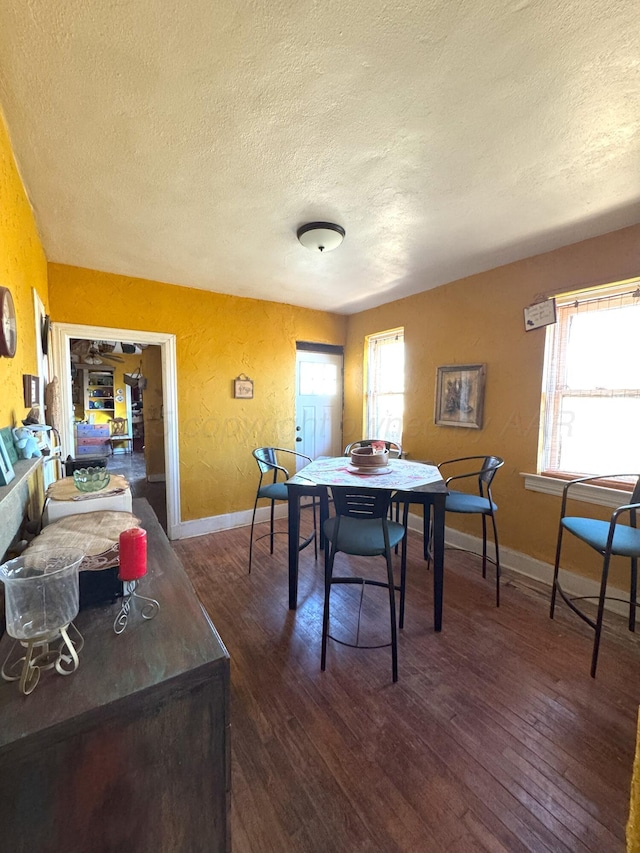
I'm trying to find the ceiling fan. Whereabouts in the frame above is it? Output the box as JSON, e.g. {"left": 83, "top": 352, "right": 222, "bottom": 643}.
{"left": 73, "top": 340, "right": 125, "bottom": 365}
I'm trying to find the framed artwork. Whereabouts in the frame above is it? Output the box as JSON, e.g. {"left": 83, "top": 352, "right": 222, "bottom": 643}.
{"left": 233, "top": 375, "right": 254, "bottom": 399}
{"left": 435, "top": 363, "right": 486, "bottom": 429}
{"left": 23, "top": 373, "right": 40, "bottom": 407}
{"left": 0, "top": 432, "right": 16, "bottom": 486}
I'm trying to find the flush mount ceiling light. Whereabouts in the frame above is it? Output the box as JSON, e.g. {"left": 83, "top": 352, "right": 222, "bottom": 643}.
{"left": 297, "top": 222, "right": 345, "bottom": 253}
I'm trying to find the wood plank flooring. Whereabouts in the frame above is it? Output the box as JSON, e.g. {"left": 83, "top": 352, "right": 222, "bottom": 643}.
{"left": 173, "top": 518, "right": 640, "bottom": 853}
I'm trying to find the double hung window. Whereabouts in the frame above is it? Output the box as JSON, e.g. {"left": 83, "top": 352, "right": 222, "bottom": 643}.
{"left": 365, "top": 328, "right": 404, "bottom": 444}
{"left": 540, "top": 281, "right": 640, "bottom": 481}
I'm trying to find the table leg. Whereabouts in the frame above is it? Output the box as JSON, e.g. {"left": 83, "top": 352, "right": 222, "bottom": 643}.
{"left": 287, "top": 486, "right": 301, "bottom": 610}
{"left": 318, "top": 488, "right": 330, "bottom": 553}
{"left": 423, "top": 502, "right": 431, "bottom": 561}
{"left": 432, "top": 493, "right": 446, "bottom": 631}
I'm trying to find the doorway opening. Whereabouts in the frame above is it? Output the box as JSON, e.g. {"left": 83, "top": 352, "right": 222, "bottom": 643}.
{"left": 51, "top": 323, "right": 181, "bottom": 538}
{"left": 69, "top": 338, "right": 167, "bottom": 531}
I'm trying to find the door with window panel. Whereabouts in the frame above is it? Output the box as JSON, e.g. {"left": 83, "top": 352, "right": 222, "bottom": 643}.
{"left": 295, "top": 351, "right": 343, "bottom": 462}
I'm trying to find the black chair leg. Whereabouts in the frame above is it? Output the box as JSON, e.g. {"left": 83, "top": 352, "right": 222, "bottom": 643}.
{"left": 550, "top": 525, "right": 565, "bottom": 618}
{"left": 248, "top": 495, "right": 261, "bottom": 574}
{"left": 321, "top": 546, "right": 335, "bottom": 672}
{"left": 481, "top": 515, "right": 488, "bottom": 578}
{"left": 385, "top": 550, "right": 398, "bottom": 683}
{"left": 591, "top": 554, "right": 612, "bottom": 678}
{"left": 490, "top": 510, "right": 500, "bottom": 608}
{"left": 630, "top": 557, "right": 637, "bottom": 633}
{"left": 268, "top": 500, "right": 276, "bottom": 554}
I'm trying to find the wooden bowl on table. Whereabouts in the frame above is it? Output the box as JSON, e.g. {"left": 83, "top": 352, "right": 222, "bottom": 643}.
{"left": 350, "top": 447, "right": 389, "bottom": 469}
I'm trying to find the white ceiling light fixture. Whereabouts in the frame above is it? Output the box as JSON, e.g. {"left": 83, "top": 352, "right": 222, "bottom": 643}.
{"left": 297, "top": 222, "right": 345, "bottom": 253}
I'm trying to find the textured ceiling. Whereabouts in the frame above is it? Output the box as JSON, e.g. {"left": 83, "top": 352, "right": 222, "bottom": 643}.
{"left": 0, "top": 0, "right": 638, "bottom": 314}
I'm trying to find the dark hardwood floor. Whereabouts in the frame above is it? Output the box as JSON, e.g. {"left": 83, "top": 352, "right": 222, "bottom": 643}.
{"left": 173, "top": 518, "right": 640, "bottom": 853}
{"left": 107, "top": 450, "right": 167, "bottom": 532}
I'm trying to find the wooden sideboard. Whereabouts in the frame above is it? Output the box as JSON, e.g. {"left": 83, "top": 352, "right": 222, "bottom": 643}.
{"left": 0, "top": 499, "right": 230, "bottom": 853}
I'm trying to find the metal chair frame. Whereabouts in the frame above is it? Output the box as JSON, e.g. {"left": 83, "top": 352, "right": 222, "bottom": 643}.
{"left": 550, "top": 474, "right": 640, "bottom": 677}
{"left": 436, "top": 455, "right": 504, "bottom": 606}
{"left": 322, "top": 486, "right": 406, "bottom": 682}
{"left": 249, "top": 447, "right": 317, "bottom": 574}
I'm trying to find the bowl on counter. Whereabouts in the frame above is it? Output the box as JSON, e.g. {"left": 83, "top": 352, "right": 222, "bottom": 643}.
{"left": 73, "top": 467, "right": 111, "bottom": 492}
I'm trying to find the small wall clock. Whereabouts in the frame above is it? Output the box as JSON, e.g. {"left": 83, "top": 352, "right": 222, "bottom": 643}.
{"left": 0, "top": 286, "right": 17, "bottom": 358}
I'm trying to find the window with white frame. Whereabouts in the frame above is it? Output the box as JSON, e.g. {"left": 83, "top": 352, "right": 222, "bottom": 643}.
{"left": 365, "top": 328, "right": 404, "bottom": 445}
{"left": 540, "top": 280, "right": 640, "bottom": 480}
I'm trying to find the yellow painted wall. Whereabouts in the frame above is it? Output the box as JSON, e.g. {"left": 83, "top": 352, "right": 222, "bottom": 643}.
{"left": 48, "top": 264, "right": 347, "bottom": 521}
{"left": 345, "top": 224, "right": 640, "bottom": 588}
{"left": 0, "top": 109, "right": 48, "bottom": 427}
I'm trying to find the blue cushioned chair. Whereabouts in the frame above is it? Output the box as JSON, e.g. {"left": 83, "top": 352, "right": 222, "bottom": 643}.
{"left": 436, "top": 455, "right": 504, "bottom": 606}
{"left": 249, "top": 447, "right": 317, "bottom": 574}
{"left": 322, "top": 486, "right": 406, "bottom": 682}
{"left": 550, "top": 474, "right": 640, "bottom": 677}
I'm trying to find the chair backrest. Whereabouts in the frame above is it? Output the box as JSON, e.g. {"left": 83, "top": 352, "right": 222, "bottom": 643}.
{"left": 330, "top": 486, "right": 393, "bottom": 521}
{"left": 109, "top": 417, "right": 128, "bottom": 436}
{"left": 253, "top": 447, "right": 279, "bottom": 475}
{"left": 475, "top": 456, "right": 504, "bottom": 500}
{"left": 479, "top": 455, "right": 504, "bottom": 489}
{"left": 344, "top": 439, "right": 402, "bottom": 459}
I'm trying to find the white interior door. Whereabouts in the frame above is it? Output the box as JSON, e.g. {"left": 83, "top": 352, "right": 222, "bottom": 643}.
{"left": 295, "top": 350, "right": 343, "bottom": 461}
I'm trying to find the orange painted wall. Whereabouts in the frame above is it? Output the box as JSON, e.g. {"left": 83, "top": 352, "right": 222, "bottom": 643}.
{"left": 0, "top": 110, "right": 48, "bottom": 427}
{"left": 48, "top": 264, "right": 347, "bottom": 521}
{"left": 344, "top": 224, "right": 640, "bottom": 587}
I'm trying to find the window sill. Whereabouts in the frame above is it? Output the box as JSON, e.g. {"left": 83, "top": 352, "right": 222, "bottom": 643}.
{"left": 522, "top": 473, "right": 633, "bottom": 509}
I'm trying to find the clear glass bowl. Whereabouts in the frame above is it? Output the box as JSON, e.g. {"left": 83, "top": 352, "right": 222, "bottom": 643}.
{"left": 0, "top": 552, "right": 84, "bottom": 639}
{"left": 73, "top": 466, "right": 110, "bottom": 492}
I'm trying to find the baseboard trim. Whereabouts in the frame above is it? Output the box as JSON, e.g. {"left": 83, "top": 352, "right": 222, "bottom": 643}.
{"left": 174, "top": 506, "right": 630, "bottom": 618}
{"left": 405, "top": 510, "right": 630, "bottom": 618}
{"left": 147, "top": 473, "right": 166, "bottom": 483}
{"left": 175, "top": 504, "right": 287, "bottom": 540}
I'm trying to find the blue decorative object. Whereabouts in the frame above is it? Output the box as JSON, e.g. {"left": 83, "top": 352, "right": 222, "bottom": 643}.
{"left": 12, "top": 427, "right": 42, "bottom": 460}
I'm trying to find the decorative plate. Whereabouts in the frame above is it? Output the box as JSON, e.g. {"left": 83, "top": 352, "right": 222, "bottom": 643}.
{"left": 348, "top": 465, "right": 393, "bottom": 476}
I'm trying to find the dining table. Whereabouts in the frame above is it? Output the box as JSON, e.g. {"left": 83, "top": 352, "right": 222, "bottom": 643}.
{"left": 285, "top": 456, "right": 449, "bottom": 630}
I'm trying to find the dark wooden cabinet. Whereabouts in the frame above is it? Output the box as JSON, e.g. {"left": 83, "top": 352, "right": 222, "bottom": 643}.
{"left": 0, "top": 499, "right": 230, "bottom": 853}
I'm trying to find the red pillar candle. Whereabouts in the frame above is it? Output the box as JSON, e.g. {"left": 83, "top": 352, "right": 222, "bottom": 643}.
{"left": 118, "top": 527, "right": 147, "bottom": 580}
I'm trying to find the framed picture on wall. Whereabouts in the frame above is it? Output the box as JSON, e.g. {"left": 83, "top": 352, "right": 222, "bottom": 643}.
{"left": 0, "top": 433, "right": 16, "bottom": 486}
{"left": 23, "top": 374, "right": 40, "bottom": 407}
{"left": 233, "top": 375, "right": 254, "bottom": 399}
{"left": 435, "top": 363, "right": 486, "bottom": 429}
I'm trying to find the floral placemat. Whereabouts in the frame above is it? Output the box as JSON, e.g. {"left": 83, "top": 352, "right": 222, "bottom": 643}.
{"left": 291, "top": 457, "right": 443, "bottom": 489}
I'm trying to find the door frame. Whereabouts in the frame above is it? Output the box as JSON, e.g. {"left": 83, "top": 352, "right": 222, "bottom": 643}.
{"left": 295, "top": 342, "right": 344, "bottom": 459}
{"left": 51, "top": 322, "right": 181, "bottom": 539}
